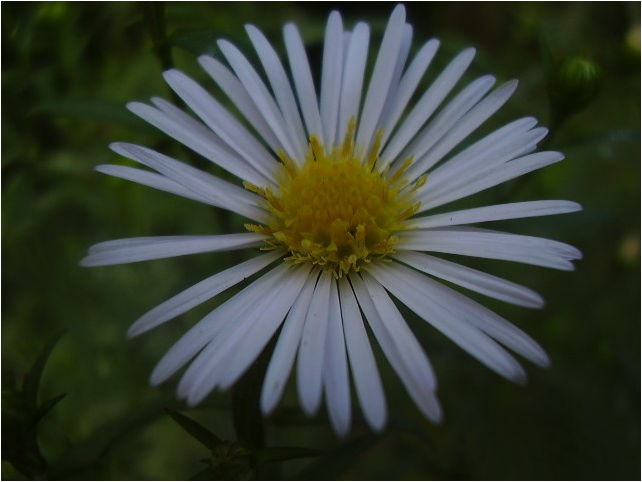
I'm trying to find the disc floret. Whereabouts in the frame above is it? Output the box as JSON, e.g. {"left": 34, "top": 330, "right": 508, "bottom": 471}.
{"left": 246, "top": 122, "right": 425, "bottom": 277}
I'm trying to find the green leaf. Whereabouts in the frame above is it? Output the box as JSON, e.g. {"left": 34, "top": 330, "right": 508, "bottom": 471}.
{"left": 165, "top": 407, "right": 222, "bottom": 450}
{"left": 22, "top": 330, "right": 66, "bottom": 411}
{"left": 231, "top": 340, "right": 274, "bottom": 451}
{"left": 296, "top": 434, "right": 381, "bottom": 480}
{"left": 167, "top": 27, "right": 221, "bottom": 56}
{"left": 49, "top": 400, "right": 169, "bottom": 479}
{"left": 29, "top": 393, "right": 67, "bottom": 429}
{"left": 255, "top": 446, "right": 323, "bottom": 464}
{"left": 28, "top": 99, "right": 153, "bottom": 130}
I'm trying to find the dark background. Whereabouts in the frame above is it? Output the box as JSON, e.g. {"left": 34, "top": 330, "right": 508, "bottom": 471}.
{"left": 2, "top": 2, "right": 640, "bottom": 480}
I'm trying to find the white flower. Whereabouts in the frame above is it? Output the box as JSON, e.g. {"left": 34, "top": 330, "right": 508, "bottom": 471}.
{"left": 82, "top": 5, "right": 582, "bottom": 436}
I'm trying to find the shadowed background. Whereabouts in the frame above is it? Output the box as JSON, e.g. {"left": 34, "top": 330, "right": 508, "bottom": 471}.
{"left": 2, "top": 2, "right": 640, "bottom": 480}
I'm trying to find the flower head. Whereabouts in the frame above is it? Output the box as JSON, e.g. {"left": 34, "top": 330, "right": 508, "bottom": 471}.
{"left": 82, "top": 5, "right": 582, "bottom": 435}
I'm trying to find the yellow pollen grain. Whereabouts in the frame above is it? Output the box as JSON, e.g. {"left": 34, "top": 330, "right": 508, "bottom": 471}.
{"left": 247, "top": 118, "right": 422, "bottom": 278}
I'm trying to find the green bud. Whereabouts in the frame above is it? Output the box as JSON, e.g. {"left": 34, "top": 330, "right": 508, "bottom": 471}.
{"left": 548, "top": 56, "right": 602, "bottom": 124}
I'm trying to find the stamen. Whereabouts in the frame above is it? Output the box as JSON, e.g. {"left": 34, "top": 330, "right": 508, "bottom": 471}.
{"left": 247, "top": 117, "right": 423, "bottom": 277}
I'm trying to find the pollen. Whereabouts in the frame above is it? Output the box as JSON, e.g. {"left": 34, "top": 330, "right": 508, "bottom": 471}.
{"left": 246, "top": 119, "right": 424, "bottom": 278}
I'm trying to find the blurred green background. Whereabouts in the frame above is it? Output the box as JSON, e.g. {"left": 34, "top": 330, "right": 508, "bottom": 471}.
{"left": 2, "top": 2, "right": 640, "bottom": 480}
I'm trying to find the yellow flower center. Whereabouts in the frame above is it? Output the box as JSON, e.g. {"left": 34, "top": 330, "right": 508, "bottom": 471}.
{"left": 246, "top": 120, "right": 425, "bottom": 277}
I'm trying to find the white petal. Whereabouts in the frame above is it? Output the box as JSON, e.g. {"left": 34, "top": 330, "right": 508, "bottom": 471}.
{"left": 338, "top": 277, "right": 387, "bottom": 431}
{"left": 162, "top": 69, "right": 278, "bottom": 183}
{"left": 260, "top": 269, "right": 320, "bottom": 415}
{"left": 421, "top": 120, "right": 545, "bottom": 197}
{"left": 411, "top": 200, "right": 583, "bottom": 228}
{"left": 368, "top": 263, "right": 527, "bottom": 383}
{"left": 380, "top": 47, "right": 476, "bottom": 167}
{"left": 376, "top": 38, "right": 440, "bottom": 167}
{"left": 380, "top": 260, "right": 550, "bottom": 367}
{"left": 246, "top": 24, "right": 308, "bottom": 157}
{"left": 127, "top": 101, "right": 268, "bottom": 188}
{"left": 197, "top": 55, "right": 281, "bottom": 150}
{"left": 216, "top": 264, "right": 312, "bottom": 390}
{"left": 319, "top": 11, "right": 344, "bottom": 150}
{"left": 350, "top": 273, "right": 442, "bottom": 423}
{"left": 218, "top": 39, "right": 299, "bottom": 161}
{"left": 355, "top": 4, "right": 406, "bottom": 158}
{"left": 337, "top": 22, "right": 370, "bottom": 145}
{"left": 297, "top": 271, "right": 332, "bottom": 415}
{"left": 151, "top": 264, "right": 288, "bottom": 386}
{"left": 398, "top": 226, "right": 582, "bottom": 270}
{"left": 109, "top": 142, "right": 267, "bottom": 222}
{"left": 399, "top": 75, "right": 496, "bottom": 180}
{"left": 392, "top": 251, "right": 543, "bottom": 308}
{"left": 356, "top": 4, "right": 406, "bottom": 156}
{"left": 181, "top": 264, "right": 306, "bottom": 405}
{"left": 81, "top": 233, "right": 266, "bottom": 267}
{"left": 95, "top": 164, "right": 216, "bottom": 207}
{"left": 420, "top": 151, "right": 566, "bottom": 211}
{"left": 323, "top": 279, "right": 351, "bottom": 436}
{"left": 375, "top": 23, "right": 413, "bottom": 143}
{"left": 283, "top": 23, "right": 324, "bottom": 142}
{"left": 128, "top": 250, "right": 284, "bottom": 337}
{"left": 407, "top": 79, "right": 518, "bottom": 179}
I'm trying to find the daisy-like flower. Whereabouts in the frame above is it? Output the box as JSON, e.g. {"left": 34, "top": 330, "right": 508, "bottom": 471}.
{"left": 82, "top": 5, "right": 582, "bottom": 435}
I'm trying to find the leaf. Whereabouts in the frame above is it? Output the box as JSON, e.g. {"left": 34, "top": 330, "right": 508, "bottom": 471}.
{"left": 165, "top": 407, "right": 222, "bottom": 450}
{"left": 22, "top": 330, "right": 66, "bottom": 411}
{"left": 28, "top": 99, "right": 153, "bottom": 130}
{"left": 231, "top": 339, "right": 274, "bottom": 450}
{"left": 29, "top": 393, "right": 67, "bottom": 429}
{"left": 167, "top": 27, "right": 221, "bottom": 56}
{"left": 296, "top": 434, "right": 381, "bottom": 480}
{"left": 49, "top": 399, "right": 169, "bottom": 479}
{"left": 255, "top": 446, "right": 323, "bottom": 464}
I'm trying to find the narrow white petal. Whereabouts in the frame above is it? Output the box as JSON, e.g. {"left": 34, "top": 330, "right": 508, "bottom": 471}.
{"left": 338, "top": 277, "right": 387, "bottom": 431}
{"left": 380, "top": 47, "right": 476, "bottom": 167}
{"left": 261, "top": 270, "right": 320, "bottom": 415}
{"left": 128, "top": 250, "right": 284, "bottom": 337}
{"left": 181, "top": 265, "right": 304, "bottom": 405}
{"left": 337, "top": 22, "right": 370, "bottom": 145}
{"left": 360, "top": 273, "right": 437, "bottom": 392}
{"left": 421, "top": 120, "right": 545, "bottom": 196}
{"left": 323, "top": 279, "right": 351, "bottom": 436}
{"left": 197, "top": 55, "right": 281, "bottom": 150}
{"left": 151, "top": 264, "right": 288, "bottom": 386}
{"left": 408, "top": 80, "right": 518, "bottom": 178}
{"left": 246, "top": 25, "right": 308, "bottom": 156}
{"left": 82, "top": 233, "right": 265, "bottom": 267}
{"left": 218, "top": 39, "right": 300, "bottom": 161}
{"left": 127, "top": 101, "right": 268, "bottom": 187}
{"left": 376, "top": 23, "right": 413, "bottom": 136}
{"left": 95, "top": 164, "right": 216, "bottom": 207}
{"left": 420, "top": 151, "right": 566, "bottom": 210}
{"left": 392, "top": 251, "right": 544, "bottom": 308}
{"left": 216, "top": 264, "right": 312, "bottom": 390}
{"left": 350, "top": 273, "right": 442, "bottom": 423}
{"left": 376, "top": 38, "right": 440, "bottom": 165}
{"left": 399, "top": 75, "right": 496, "bottom": 180}
{"left": 356, "top": 4, "right": 406, "bottom": 156}
{"left": 162, "top": 70, "right": 278, "bottom": 183}
{"left": 109, "top": 142, "right": 267, "bottom": 222}
{"left": 381, "top": 260, "right": 550, "bottom": 367}
{"left": 411, "top": 200, "right": 583, "bottom": 228}
{"left": 368, "top": 263, "right": 527, "bottom": 383}
{"left": 319, "top": 11, "right": 344, "bottom": 149}
{"left": 283, "top": 23, "right": 324, "bottom": 142}
{"left": 398, "top": 226, "right": 582, "bottom": 270}
{"left": 297, "top": 271, "right": 332, "bottom": 415}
